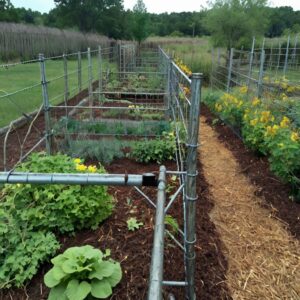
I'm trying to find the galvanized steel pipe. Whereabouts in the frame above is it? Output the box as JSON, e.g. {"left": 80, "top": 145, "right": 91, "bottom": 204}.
{"left": 148, "top": 165, "right": 167, "bottom": 300}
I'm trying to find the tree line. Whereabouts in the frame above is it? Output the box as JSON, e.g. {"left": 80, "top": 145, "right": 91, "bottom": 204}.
{"left": 0, "top": 0, "right": 299, "bottom": 44}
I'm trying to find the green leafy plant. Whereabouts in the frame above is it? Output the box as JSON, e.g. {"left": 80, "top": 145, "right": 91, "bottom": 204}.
{"left": 130, "top": 131, "right": 176, "bottom": 163}
{"left": 1, "top": 153, "right": 114, "bottom": 233}
{"left": 165, "top": 215, "right": 179, "bottom": 235}
{"left": 0, "top": 209, "right": 59, "bottom": 288}
{"left": 66, "top": 139, "right": 130, "bottom": 165}
{"left": 166, "top": 175, "right": 177, "bottom": 194}
{"left": 127, "top": 217, "right": 143, "bottom": 231}
{"left": 44, "top": 245, "right": 122, "bottom": 300}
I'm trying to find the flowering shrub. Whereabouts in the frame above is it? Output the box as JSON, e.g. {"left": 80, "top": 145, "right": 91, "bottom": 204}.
{"left": 204, "top": 87, "right": 300, "bottom": 188}
{"left": 174, "top": 58, "right": 192, "bottom": 77}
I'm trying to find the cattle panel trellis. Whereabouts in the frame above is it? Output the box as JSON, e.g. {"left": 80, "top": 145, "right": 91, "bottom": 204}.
{"left": 0, "top": 44, "right": 202, "bottom": 299}
{"left": 211, "top": 35, "right": 300, "bottom": 99}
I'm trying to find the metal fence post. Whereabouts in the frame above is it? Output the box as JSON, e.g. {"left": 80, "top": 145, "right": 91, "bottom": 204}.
{"left": 227, "top": 48, "right": 234, "bottom": 92}
{"left": 63, "top": 54, "right": 69, "bottom": 116}
{"left": 185, "top": 73, "right": 202, "bottom": 300}
{"left": 217, "top": 48, "right": 221, "bottom": 66}
{"left": 276, "top": 42, "right": 281, "bottom": 73}
{"left": 291, "top": 34, "right": 298, "bottom": 68}
{"left": 98, "top": 45, "right": 102, "bottom": 103}
{"left": 247, "top": 37, "right": 255, "bottom": 89}
{"left": 283, "top": 35, "right": 290, "bottom": 76}
{"left": 39, "top": 53, "right": 52, "bottom": 155}
{"left": 87, "top": 47, "right": 93, "bottom": 119}
{"left": 257, "top": 50, "right": 265, "bottom": 98}
{"left": 77, "top": 51, "right": 82, "bottom": 92}
{"left": 148, "top": 165, "right": 166, "bottom": 300}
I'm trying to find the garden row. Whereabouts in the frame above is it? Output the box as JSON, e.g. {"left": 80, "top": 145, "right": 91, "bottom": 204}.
{"left": 204, "top": 86, "right": 300, "bottom": 200}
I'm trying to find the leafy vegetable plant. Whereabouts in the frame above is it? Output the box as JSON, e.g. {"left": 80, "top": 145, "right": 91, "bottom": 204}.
{"left": 1, "top": 153, "right": 114, "bottom": 233}
{"left": 130, "top": 131, "right": 176, "bottom": 163}
{"left": 44, "top": 245, "right": 122, "bottom": 300}
{"left": 127, "top": 217, "right": 143, "bottom": 231}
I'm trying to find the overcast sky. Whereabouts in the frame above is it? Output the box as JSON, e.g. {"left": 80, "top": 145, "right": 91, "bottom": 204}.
{"left": 10, "top": 0, "right": 300, "bottom": 14}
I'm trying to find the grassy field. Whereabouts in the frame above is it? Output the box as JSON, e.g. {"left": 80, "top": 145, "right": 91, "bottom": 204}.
{"left": 0, "top": 55, "right": 114, "bottom": 128}
{"left": 148, "top": 36, "right": 214, "bottom": 82}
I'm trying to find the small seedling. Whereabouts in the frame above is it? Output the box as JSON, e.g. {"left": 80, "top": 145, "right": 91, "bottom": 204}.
{"left": 127, "top": 217, "right": 143, "bottom": 231}
{"left": 166, "top": 175, "right": 177, "bottom": 193}
{"left": 165, "top": 215, "right": 179, "bottom": 234}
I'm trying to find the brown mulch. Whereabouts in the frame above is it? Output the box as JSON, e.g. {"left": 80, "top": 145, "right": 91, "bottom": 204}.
{"left": 201, "top": 105, "right": 300, "bottom": 240}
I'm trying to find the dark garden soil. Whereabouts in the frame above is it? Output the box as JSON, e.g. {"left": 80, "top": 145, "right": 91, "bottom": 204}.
{"left": 0, "top": 158, "right": 232, "bottom": 300}
{"left": 201, "top": 105, "right": 300, "bottom": 240}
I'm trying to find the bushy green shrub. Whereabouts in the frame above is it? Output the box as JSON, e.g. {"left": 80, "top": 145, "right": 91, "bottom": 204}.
{"left": 207, "top": 88, "right": 300, "bottom": 190}
{"left": 44, "top": 245, "right": 122, "bottom": 300}
{"left": 0, "top": 209, "right": 59, "bottom": 288}
{"left": 66, "top": 139, "right": 129, "bottom": 165}
{"left": 130, "top": 131, "right": 176, "bottom": 163}
{"left": 0, "top": 153, "right": 115, "bottom": 288}
{"left": 1, "top": 153, "right": 114, "bottom": 233}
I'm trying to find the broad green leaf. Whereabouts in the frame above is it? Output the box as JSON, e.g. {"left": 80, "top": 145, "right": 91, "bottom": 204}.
{"left": 91, "top": 279, "right": 112, "bottom": 299}
{"left": 84, "top": 247, "right": 103, "bottom": 260}
{"left": 51, "top": 254, "right": 67, "bottom": 265}
{"left": 48, "top": 283, "right": 68, "bottom": 300}
{"left": 52, "top": 266, "right": 66, "bottom": 281}
{"left": 62, "top": 260, "right": 78, "bottom": 274}
{"left": 65, "top": 280, "right": 91, "bottom": 300}
{"left": 44, "top": 269, "right": 60, "bottom": 288}
{"left": 106, "top": 263, "right": 122, "bottom": 287}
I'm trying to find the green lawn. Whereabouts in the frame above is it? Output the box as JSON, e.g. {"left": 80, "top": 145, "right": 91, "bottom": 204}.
{"left": 0, "top": 56, "right": 116, "bottom": 128}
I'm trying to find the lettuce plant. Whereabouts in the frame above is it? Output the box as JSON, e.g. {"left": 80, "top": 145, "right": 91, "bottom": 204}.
{"left": 44, "top": 245, "right": 122, "bottom": 300}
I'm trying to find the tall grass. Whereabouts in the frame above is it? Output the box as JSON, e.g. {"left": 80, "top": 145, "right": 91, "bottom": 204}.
{"left": 0, "top": 22, "right": 113, "bottom": 61}
{"left": 146, "top": 36, "right": 215, "bottom": 84}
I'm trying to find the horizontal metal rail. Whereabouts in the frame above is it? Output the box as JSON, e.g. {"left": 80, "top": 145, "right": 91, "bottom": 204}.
{"left": 0, "top": 172, "right": 158, "bottom": 187}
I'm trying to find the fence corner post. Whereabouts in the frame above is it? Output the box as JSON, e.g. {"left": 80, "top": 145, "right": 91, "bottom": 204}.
{"left": 98, "top": 45, "right": 103, "bottom": 103}
{"left": 77, "top": 51, "right": 82, "bottom": 92}
{"left": 257, "top": 49, "right": 265, "bottom": 98}
{"left": 39, "top": 53, "right": 52, "bottom": 155}
{"left": 185, "top": 73, "right": 202, "bottom": 300}
{"left": 87, "top": 47, "right": 94, "bottom": 119}
{"left": 227, "top": 48, "right": 234, "bottom": 92}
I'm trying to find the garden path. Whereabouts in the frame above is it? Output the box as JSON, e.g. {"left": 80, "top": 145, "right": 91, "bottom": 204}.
{"left": 198, "top": 116, "right": 300, "bottom": 299}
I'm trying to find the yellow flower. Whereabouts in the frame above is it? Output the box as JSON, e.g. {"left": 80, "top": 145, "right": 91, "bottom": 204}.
{"left": 76, "top": 164, "right": 87, "bottom": 171}
{"left": 169, "top": 132, "right": 175, "bottom": 137}
{"left": 278, "top": 143, "right": 285, "bottom": 148}
{"left": 280, "top": 116, "right": 290, "bottom": 128}
{"left": 250, "top": 119, "right": 258, "bottom": 126}
{"left": 215, "top": 103, "right": 222, "bottom": 112}
{"left": 260, "top": 111, "right": 272, "bottom": 123}
{"left": 265, "top": 125, "right": 279, "bottom": 137}
{"left": 239, "top": 86, "right": 248, "bottom": 94}
{"left": 280, "top": 93, "right": 288, "bottom": 101}
{"left": 74, "top": 158, "right": 82, "bottom": 164}
{"left": 287, "top": 86, "right": 296, "bottom": 93}
{"left": 252, "top": 97, "right": 260, "bottom": 107}
{"left": 88, "top": 165, "right": 97, "bottom": 173}
{"left": 291, "top": 132, "right": 299, "bottom": 142}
